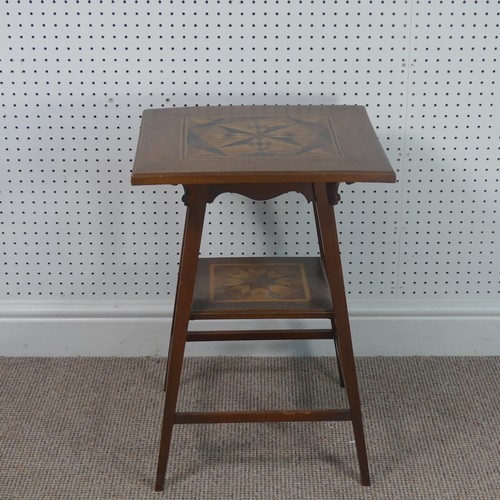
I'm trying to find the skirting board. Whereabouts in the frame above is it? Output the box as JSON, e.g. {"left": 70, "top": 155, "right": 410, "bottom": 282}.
{"left": 0, "top": 300, "right": 499, "bottom": 356}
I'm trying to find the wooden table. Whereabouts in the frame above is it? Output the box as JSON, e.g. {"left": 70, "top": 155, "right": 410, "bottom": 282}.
{"left": 131, "top": 105, "right": 396, "bottom": 491}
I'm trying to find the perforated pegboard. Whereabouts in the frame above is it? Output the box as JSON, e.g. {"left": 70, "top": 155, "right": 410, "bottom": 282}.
{"left": 0, "top": 1, "right": 497, "bottom": 302}
{"left": 400, "top": 0, "right": 499, "bottom": 297}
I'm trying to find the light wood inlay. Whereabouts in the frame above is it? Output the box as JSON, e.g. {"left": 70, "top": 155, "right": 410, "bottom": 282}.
{"left": 183, "top": 115, "right": 342, "bottom": 160}
{"left": 210, "top": 262, "right": 311, "bottom": 302}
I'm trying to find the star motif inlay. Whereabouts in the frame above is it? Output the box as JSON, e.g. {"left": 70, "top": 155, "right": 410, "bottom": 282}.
{"left": 183, "top": 114, "right": 342, "bottom": 159}
{"left": 211, "top": 263, "right": 311, "bottom": 302}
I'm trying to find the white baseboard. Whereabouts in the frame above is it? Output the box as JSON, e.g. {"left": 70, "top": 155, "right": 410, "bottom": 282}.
{"left": 0, "top": 300, "right": 499, "bottom": 356}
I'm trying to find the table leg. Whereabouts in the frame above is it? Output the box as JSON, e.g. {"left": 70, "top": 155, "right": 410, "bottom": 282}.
{"left": 312, "top": 182, "right": 370, "bottom": 486}
{"left": 312, "top": 201, "right": 345, "bottom": 388}
{"left": 155, "top": 186, "right": 208, "bottom": 492}
{"left": 332, "top": 326, "right": 345, "bottom": 388}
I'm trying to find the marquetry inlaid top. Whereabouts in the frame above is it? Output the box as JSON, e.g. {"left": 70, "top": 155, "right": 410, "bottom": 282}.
{"left": 182, "top": 113, "right": 342, "bottom": 160}
{"left": 131, "top": 105, "right": 395, "bottom": 185}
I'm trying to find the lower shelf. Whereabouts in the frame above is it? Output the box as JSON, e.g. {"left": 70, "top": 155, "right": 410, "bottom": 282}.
{"left": 190, "top": 257, "right": 334, "bottom": 320}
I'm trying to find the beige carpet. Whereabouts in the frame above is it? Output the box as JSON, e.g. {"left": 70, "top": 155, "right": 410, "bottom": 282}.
{"left": 1, "top": 356, "right": 498, "bottom": 499}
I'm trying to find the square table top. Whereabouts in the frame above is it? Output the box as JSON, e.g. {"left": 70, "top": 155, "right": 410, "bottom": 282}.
{"left": 131, "top": 105, "right": 396, "bottom": 185}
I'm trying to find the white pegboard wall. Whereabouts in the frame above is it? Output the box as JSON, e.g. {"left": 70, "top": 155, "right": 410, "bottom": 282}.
{"left": 400, "top": 0, "right": 499, "bottom": 297}
{"left": 0, "top": 1, "right": 497, "bottom": 303}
